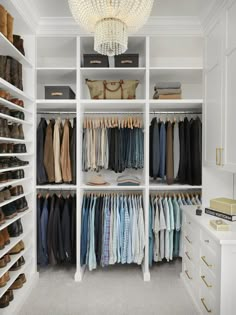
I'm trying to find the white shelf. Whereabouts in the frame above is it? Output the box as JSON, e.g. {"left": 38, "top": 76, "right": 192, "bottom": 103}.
{"left": 0, "top": 258, "right": 31, "bottom": 299}
{"left": 0, "top": 247, "right": 28, "bottom": 279}
{"left": 36, "top": 184, "right": 77, "bottom": 190}
{"left": 0, "top": 209, "right": 31, "bottom": 235}
{"left": 0, "top": 153, "right": 32, "bottom": 157}
{"left": 0, "top": 165, "right": 30, "bottom": 174}
{"left": 0, "top": 177, "right": 32, "bottom": 189}
{"left": 36, "top": 100, "right": 77, "bottom": 112}
{"left": 149, "top": 67, "right": 203, "bottom": 70}
{"left": 81, "top": 185, "right": 145, "bottom": 191}
{"left": 0, "top": 113, "right": 32, "bottom": 125}
{"left": 149, "top": 99, "right": 203, "bottom": 111}
{"left": 80, "top": 99, "right": 146, "bottom": 105}
{"left": 0, "top": 79, "right": 34, "bottom": 103}
{"left": 0, "top": 33, "right": 33, "bottom": 68}
{"left": 149, "top": 184, "right": 202, "bottom": 190}
{"left": 0, "top": 227, "right": 31, "bottom": 260}
{"left": 0, "top": 191, "right": 32, "bottom": 208}
{"left": 80, "top": 67, "right": 146, "bottom": 80}
{"left": 0, "top": 137, "right": 30, "bottom": 144}
{"left": 0, "top": 98, "right": 32, "bottom": 115}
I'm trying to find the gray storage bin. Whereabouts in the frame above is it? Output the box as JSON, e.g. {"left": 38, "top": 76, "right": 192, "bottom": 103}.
{"left": 45, "top": 86, "right": 76, "bottom": 99}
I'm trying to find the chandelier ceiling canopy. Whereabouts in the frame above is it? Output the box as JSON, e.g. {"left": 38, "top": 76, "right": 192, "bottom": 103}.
{"left": 68, "top": 0, "right": 154, "bottom": 56}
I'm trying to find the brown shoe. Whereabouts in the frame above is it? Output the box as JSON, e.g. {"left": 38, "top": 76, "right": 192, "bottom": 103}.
{"left": 0, "top": 293, "right": 9, "bottom": 309}
{"left": 2, "top": 228, "right": 10, "bottom": 245}
{"left": 13, "top": 35, "right": 25, "bottom": 56}
{"left": 6, "top": 13, "right": 14, "bottom": 44}
{"left": 4, "top": 254, "right": 11, "bottom": 264}
{"left": 1, "top": 189, "right": 11, "bottom": 200}
{"left": 6, "top": 289, "right": 14, "bottom": 302}
{"left": 0, "top": 90, "right": 10, "bottom": 100}
{"left": 4, "top": 271, "right": 10, "bottom": 282}
{"left": 0, "top": 207, "right": 5, "bottom": 225}
{"left": 0, "top": 5, "right": 7, "bottom": 38}
{"left": 0, "top": 173, "right": 8, "bottom": 183}
{"left": 9, "top": 275, "right": 23, "bottom": 290}
{"left": 7, "top": 143, "right": 14, "bottom": 153}
{"left": 0, "top": 274, "right": 7, "bottom": 288}
{"left": 0, "top": 143, "right": 8, "bottom": 153}
{"left": 19, "top": 273, "right": 26, "bottom": 284}
{"left": 18, "top": 124, "right": 24, "bottom": 140}
{"left": 10, "top": 123, "right": 20, "bottom": 139}
{"left": 0, "top": 256, "right": 6, "bottom": 268}
{"left": 8, "top": 240, "right": 24, "bottom": 255}
{"left": 0, "top": 231, "right": 4, "bottom": 250}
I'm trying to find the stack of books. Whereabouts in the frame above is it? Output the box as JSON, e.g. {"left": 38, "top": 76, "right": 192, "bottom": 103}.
{"left": 205, "top": 197, "right": 236, "bottom": 221}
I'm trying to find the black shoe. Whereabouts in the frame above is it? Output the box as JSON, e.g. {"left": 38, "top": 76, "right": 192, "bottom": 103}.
{"left": 13, "top": 144, "right": 27, "bottom": 154}
{"left": 2, "top": 203, "right": 17, "bottom": 219}
{"left": 8, "top": 220, "right": 20, "bottom": 237}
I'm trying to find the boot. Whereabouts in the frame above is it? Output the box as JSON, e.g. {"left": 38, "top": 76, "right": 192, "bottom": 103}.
{"left": 0, "top": 5, "right": 7, "bottom": 37}
{"left": 0, "top": 118, "right": 4, "bottom": 137}
{"left": 18, "top": 63, "right": 23, "bottom": 91}
{"left": 13, "top": 35, "right": 25, "bottom": 56}
{"left": 10, "top": 58, "right": 18, "bottom": 88}
{"left": 3, "top": 120, "right": 10, "bottom": 138}
{"left": 5, "top": 57, "right": 12, "bottom": 84}
{"left": 7, "top": 13, "right": 14, "bottom": 43}
{"left": 0, "top": 231, "right": 4, "bottom": 250}
{"left": 10, "top": 123, "right": 19, "bottom": 139}
{"left": 2, "top": 228, "right": 10, "bottom": 245}
{"left": 18, "top": 124, "right": 24, "bottom": 139}
{"left": 0, "top": 56, "right": 7, "bottom": 80}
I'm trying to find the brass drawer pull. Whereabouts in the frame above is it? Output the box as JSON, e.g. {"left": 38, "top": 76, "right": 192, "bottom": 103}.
{"left": 201, "top": 275, "right": 212, "bottom": 288}
{"left": 185, "top": 251, "right": 191, "bottom": 261}
{"left": 201, "top": 298, "right": 212, "bottom": 313}
{"left": 185, "top": 236, "right": 192, "bottom": 244}
{"left": 185, "top": 270, "right": 192, "bottom": 280}
{"left": 201, "top": 256, "right": 212, "bottom": 268}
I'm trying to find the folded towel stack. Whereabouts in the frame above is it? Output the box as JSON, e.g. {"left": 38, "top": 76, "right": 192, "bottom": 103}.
{"left": 117, "top": 175, "right": 141, "bottom": 186}
{"left": 153, "top": 82, "right": 182, "bottom": 99}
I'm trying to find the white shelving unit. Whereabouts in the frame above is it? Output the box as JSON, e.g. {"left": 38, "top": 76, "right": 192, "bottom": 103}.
{"left": 0, "top": 3, "right": 37, "bottom": 314}
{"left": 35, "top": 34, "right": 203, "bottom": 284}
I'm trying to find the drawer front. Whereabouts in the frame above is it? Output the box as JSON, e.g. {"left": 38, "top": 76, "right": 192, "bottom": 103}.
{"left": 200, "top": 228, "right": 220, "bottom": 256}
{"left": 200, "top": 245, "right": 219, "bottom": 277}
{"left": 199, "top": 262, "right": 218, "bottom": 299}
{"left": 184, "top": 239, "right": 197, "bottom": 264}
{"left": 199, "top": 286, "right": 219, "bottom": 315}
{"left": 183, "top": 258, "right": 198, "bottom": 296}
{"left": 184, "top": 224, "right": 198, "bottom": 245}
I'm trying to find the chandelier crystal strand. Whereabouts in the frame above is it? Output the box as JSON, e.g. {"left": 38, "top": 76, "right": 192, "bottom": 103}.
{"left": 68, "top": 0, "right": 154, "bottom": 56}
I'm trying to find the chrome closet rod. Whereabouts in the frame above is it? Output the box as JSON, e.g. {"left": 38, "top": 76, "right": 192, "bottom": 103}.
{"left": 37, "top": 111, "right": 77, "bottom": 114}
{"left": 84, "top": 111, "right": 143, "bottom": 114}
{"left": 150, "top": 111, "right": 202, "bottom": 114}
{"left": 84, "top": 111, "right": 202, "bottom": 114}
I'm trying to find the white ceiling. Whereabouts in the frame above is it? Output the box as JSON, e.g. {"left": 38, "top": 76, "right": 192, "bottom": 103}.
{"left": 29, "top": 0, "right": 215, "bottom": 19}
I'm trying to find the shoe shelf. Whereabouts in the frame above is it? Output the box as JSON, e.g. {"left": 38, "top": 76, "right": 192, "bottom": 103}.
{"left": 0, "top": 228, "right": 31, "bottom": 260}
{"left": 0, "top": 191, "right": 32, "bottom": 208}
{"left": 0, "top": 247, "right": 28, "bottom": 279}
{"left": 0, "top": 137, "right": 30, "bottom": 144}
{"left": 0, "top": 257, "right": 31, "bottom": 299}
{"left": 0, "top": 177, "right": 32, "bottom": 190}
{"left": 0, "top": 33, "right": 33, "bottom": 69}
{"left": 0, "top": 209, "right": 31, "bottom": 234}
{"left": 36, "top": 184, "right": 77, "bottom": 190}
{"left": 0, "top": 98, "right": 32, "bottom": 115}
{"left": 81, "top": 185, "right": 146, "bottom": 191}
{"left": 0, "top": 153, "right": 33, "bottom": 158}
{"left": 0, "top": 113, "right": 32, "bottom": 126}
{"left": 0, "top": 165, "right": 30, "bottom": 174}
{"left": 0, "top": 79, "right": 34, "bottom": 103}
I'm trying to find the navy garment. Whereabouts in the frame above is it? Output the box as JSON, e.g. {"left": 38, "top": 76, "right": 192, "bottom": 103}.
{"left": 37, "top": 196, "right": 45, "bottom": 265}
{"left": 37, "top": 118, "right": 48, "bottom": 184}
{"left": 184, "top": 118, "right": 192, "bottom": 185}
{"left": 61, "top": 197, "right": 72, "bottom": 262}
{"left": 71, "top": 194, "right": 77, "bottom": 264}
{"left": 178, "top": 121, "right": 186, "bottom": 183}
{"left": 40, "top": 197, "right": 49, "bottom": 266}
{"left": 47, "top": 194, "right": 57, "bottom": 265}
{"left": 80, "top": 196, "right": 89, "bottom": 266}
{"left": 159, "top": 122, "right": 166, "bottom": 179}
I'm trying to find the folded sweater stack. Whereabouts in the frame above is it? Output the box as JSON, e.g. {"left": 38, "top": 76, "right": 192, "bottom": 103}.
{"left": 153, "top": 82, "right": 182, "bottom": 99}
{"left": 117, "top": 175, "right": 141, "bottom": 186}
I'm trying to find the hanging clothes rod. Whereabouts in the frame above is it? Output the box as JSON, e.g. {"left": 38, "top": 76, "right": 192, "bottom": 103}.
{"left": 150, "top": 111, "right": 202, "bottom": 114}
{"left": 37, "top": 111, "right": 76, "bottom": 114}
{"left": 84, "top": 111, "right": 143, "bottom": 114}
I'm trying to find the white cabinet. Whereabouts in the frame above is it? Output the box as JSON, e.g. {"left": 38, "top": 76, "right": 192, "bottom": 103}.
{"left": 204, "top": 19, "right": 224, "bottom": 167}
{"left": 223, "top": 0, "right": 236, "bottom": 172}
{"left": 204, "top": 0, "right": 236, "bottom": 172}
{"left": 181, "top": 206, "right": 236, "bottom": 315}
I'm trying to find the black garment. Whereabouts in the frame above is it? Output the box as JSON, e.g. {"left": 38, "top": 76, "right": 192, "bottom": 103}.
{"left": 61, "top": 197, "right": 72, "bottom": 262}
{"left": 37, "top": 196, "right": 45, "bottom": 265}
{"left": 52, "top": 196, "right": 65, "bottom": 263}
{"left": 152, "top": 118, "right": 160, "bottom": 180}
{"left": 71, "top": 194, "right": 76, "bottom": 264}
{"left": 94, "top": 196, "right": 102, "bottom": 264}
{"left": 149, "top": 120, "right": 154, "bottom": 177}
{"left": 70, "top": 118, "right": 76, "bottom": 184}
{"left": 37, "top": 118, "right": 48, "bottom": 184}
{"left": 190, "top": 117, "right": 202, "bottom": 185}
{"left": 178, "top": 121, "right": 186, "bottom": 183}
{"left": 47, "top": 194, "right": 57, "bottom": 265}
{"left": 184, "top": 118, "right": 192, "bottom": 185}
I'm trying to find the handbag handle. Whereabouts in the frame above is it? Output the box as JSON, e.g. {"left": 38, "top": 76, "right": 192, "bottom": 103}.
{"left": 103, "top": 80, "right": 124, "bottom": 99}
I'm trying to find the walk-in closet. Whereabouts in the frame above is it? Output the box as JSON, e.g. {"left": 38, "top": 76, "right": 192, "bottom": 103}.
{"left": 0, "top": 0, "right": 236, "bottom": 314}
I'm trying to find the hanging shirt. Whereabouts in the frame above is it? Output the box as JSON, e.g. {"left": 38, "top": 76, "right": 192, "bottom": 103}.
{"left": 137, "top": 196, "right": 145, "bottom": 265}
{"left": 121, "top": 197, "right": 130, "bottom": 264}
{"left": 163, "top": 197, "right": 170, "bottom": 261}
{"left": 158, "top": 197, "right": 166, "bottom": 261}
{"left": 101, "top": 197, "right": 111, "bottom": 267}
{"left": 173, "top": 122, "right": 180, "bottom": 179}
{"left": 168, "top": 197, "right": 175, "bottom": 261}
{"left": 153, "top": 197, "right": 160, "bottom": 262}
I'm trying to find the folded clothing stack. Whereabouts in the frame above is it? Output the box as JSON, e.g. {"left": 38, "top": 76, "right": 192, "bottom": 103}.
{"left": 153, "top": 82, "right": 182, "bottom": 99}
{"left": 117, "top": 175, "right": 141, "bottom": 186}
{"left": 86, "top": 174, "right": 109, "bottom": 186}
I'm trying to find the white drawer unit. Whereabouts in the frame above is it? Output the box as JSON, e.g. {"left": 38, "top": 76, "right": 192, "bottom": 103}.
{"left": 181, "top": 206, "right": 236, "bottom": 315}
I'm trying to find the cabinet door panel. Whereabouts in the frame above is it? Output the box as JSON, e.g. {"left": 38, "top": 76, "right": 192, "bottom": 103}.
{"left": 224, "top": 0, "right": 236, "bottom": 171}
{"left": 204, "top": 21, "right": 223, "bottom": 166}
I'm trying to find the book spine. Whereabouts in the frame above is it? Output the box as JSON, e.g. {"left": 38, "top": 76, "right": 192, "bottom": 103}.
{"left": 205, "top": 208, "right": 236, "bottom": 221}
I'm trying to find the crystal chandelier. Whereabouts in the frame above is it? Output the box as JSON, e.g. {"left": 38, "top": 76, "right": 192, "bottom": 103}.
{"left": 68, "top": 0, "right": 154, "bottom": 56}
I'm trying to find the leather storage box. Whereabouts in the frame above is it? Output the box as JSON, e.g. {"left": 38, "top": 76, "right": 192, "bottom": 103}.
{"left": 210, "top": 197, "right": 236, "bottom": 215}
{"left": 83, "top": 54, "right": 109, "bottom": 67}
{"left": 115, "top": 54, "right": 139, "bottom": 67}
{"left": 45, "top": 86, "right": 76, "bottom": 99}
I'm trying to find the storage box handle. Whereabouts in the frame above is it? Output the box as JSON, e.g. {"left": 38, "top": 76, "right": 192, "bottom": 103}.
{"left": 51, "top": 92, "right": 63, "bottom": 96}
{"left": 121, "top": 60, "right": 133, "bottom": 64}
{"left": 90, "top": 60, "right": 102, "bottom": 64}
